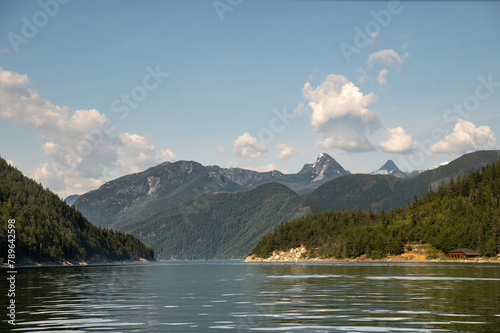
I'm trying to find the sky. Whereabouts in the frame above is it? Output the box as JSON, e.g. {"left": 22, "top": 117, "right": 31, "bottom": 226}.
{"left": 0, "top": 0, "right": 499, "bottom": 198}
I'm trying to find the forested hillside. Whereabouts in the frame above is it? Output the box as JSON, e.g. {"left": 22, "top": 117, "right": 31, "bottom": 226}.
{"left": 74, "top": 153, "right": 347, "bottom": 230}
{"left": 122, "top": 182, "right": 305, "bottom": 259}
{"left": 304, "top": 150, "right": 500, "bottom": 213}
{"left": 0, "top": 157, "right": 155, "bottom": 263}
{"left": 73, "top": 160, "right": 245, "bottom": 229}
{"left": 250, "top": 159, "right": 500, "bottom": 259}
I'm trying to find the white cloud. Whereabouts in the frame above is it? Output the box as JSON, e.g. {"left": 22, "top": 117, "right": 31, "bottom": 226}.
{"left": 301, "top": 74, "right": 380, "bottom": 152}
{"left": 277, "top": 144, "right": 298, "bottom": 160}
{"left": 116, "top": 132, "right": 174, "bottom": 174}
{"left": 368, "top": 49, "right": 408, "bottom": 71}
{"left": 377, "top": 68, "right": 389, "bottom": 86}
{"left": 161, "top": 149, "right": 176, "bottom": 161}
{"left": 0, "top": 66, "right": 175, "bottom": 197}
{"left": 379, "top": 127, "right": 417, "bottom": 153}
{"left": 218, "top": 145, "right": 226, "bottom": 154}
{"left": 32, "top": 163, "right": 67, "bottom": 193}
{"left": 233, "top": 132, "right": 268, "bottom": 159}
{"left": 252, "top": 163, "right": 277, "bottom": 172}
{"left": 367, "top": 49, "right": 409, "bottom": 86}
{"left": 369, "top": 32, "right": 379, "bottom": 45}
{"left": 430, "top": 119, "right": 496, "bottom": 154}
{"left": 0, "top": 47, "right": 9, "bottom": 55}
{"left": 293, "top": 102, "right": 306, "bottom": 116}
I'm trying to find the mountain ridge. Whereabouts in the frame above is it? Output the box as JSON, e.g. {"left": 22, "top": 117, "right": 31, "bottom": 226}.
{"left": 306, "top": 150, "right": 500, "bottom": 213}
{"left": 121, "top": 182, "right": 304, "bottom": 259}
{"left": 70, "top": 150, "right": 500, "bottom": 260}
{"left": 119, "top": 150, "right": 499, "bottom": 259}
{"left": 249, "top": 155, "right": 500, "bottom": 260}
{"left": 73, "top": 153, "right": 349, "bottom": 228}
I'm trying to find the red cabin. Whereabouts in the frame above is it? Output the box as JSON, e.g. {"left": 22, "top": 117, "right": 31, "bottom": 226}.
{"left": 447, "top": 248, "right": 479, "bottom": 258}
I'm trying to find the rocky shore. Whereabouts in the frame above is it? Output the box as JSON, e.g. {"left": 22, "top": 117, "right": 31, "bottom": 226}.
{"left": 244, "top": 245, "right": 500, "bottom": 263}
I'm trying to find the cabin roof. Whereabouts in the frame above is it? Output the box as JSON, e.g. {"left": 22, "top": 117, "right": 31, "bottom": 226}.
{"left": 447, "top": 248, "right": 479, "bottom": 256}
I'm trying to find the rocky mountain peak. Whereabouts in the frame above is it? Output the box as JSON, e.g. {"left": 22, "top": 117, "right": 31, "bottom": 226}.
{"left": 372, "top": 160, "right": 407, "bottom": 178}
{"left": 378, "top": 160, "right": 401, "bottom": 173}
{"left": 298, "top": 153, "right": 348, "bottom": 181}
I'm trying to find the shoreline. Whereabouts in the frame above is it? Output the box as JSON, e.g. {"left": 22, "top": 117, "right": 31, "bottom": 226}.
{"left": 1, "top": 258, "right": 154, "bottom": 269}
{"left": 244, "top": 257, "right": 500, "bottom": 264}
{"left": 244, "top": 245, "right": 500, "bottom": 264}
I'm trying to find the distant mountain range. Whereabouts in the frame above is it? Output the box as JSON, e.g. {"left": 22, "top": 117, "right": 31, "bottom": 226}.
{"left": 73, "top": 153, "right": 349, "bottom": 229}
{"left": 72, "top": 150, "right": 500, "bottom": 259}
{"left": 250, "top": 157, "right": 500, "bottom": 260}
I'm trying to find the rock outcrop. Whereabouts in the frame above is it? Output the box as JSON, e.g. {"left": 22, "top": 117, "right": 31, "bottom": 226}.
{"left": 245, "top": 246, "right": 308, "bottom": 262}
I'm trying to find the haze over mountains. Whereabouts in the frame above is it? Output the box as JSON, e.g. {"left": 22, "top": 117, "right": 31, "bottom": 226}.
{"left": 71, "top": 150, "right": 500, "bottom": 259}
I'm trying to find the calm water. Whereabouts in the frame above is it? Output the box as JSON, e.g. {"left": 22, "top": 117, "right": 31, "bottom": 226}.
{"left": 1, "top": 261, "right": 499, "bottom": 332}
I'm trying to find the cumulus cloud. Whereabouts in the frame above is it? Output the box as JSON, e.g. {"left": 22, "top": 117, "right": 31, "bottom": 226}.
{"left": 377, "top": 68, "right": 389, "bottom": 86}
{"left": 277, "top": 144, "right": 298, "bottom": 160}
{"left": 233, "top": 132, "right": 268, "bottom": 159}
{"left": 430, "top": 119, "right": 496, "bottom": 154}
{"left": 367, "top": 49, "right": 408, "bottom": 86}
{"left": 116, "top": 133, "right": 173, "bottom": 174}
{"left": 368, "top": 49, "right": 408, "bottom": 71}
{"left": 0, "top": 66, "right": 175, "bottom": 197}
{"left": 293, "top": 102, "right": 306, "bottom": 116}
{"left": 161, "top": 148, "right": 176, "bottom": 161}
{"left": 379, "top": 127, "right": 417, "bottom": 153}
{"left": 301, "top": 74, "right": 380, "bottom": 152}
{"left": 369, "top": 32, "right": 379, "bottom": 45}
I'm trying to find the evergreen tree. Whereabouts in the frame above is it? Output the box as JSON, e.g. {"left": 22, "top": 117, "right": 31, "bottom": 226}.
{"left": 0, "top": 156, "right": 155, "bottom": 263}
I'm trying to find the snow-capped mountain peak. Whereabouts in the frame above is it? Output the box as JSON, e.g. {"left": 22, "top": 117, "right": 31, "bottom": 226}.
{"left": 298, "top": 153, "right": 349, "bottom": 181}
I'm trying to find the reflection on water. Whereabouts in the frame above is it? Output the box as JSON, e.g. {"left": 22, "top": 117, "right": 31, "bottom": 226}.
{"left": 1, "top": 261, "right": 499, "bottom": 332}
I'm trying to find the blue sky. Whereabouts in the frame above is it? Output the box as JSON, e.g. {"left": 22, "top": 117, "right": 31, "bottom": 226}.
{"left": 1, "top": 0, "right": 499, "bottom": 197}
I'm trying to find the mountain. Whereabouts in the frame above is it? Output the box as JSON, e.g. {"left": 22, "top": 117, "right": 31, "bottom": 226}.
{"left": 64, "top": 194, "right": 80, "bottom": 206}
{"left": 298, "top": 153, "right": 349, "bottom": 181}
{"left": 281, "top": 153, "right": 350, "bottom": 193}
{"left": 249, "top": 156, "right": 500, "bottom": 259}
{"left": 205, "top": 165, "right": 284, "bottom": 188}
{"left": 0, "top": 156, "right": 154, "bottom": 264}
{"left": 372, "top": 160, "right": 407, "bottom": 178}
{"left": 74, "top": 160, "right": 246, "bottom": 229}
{"left": 305, "top": 150, "right": 500, "bottom": 213}
{"left": 72, "top": 150, "right": 499, "bottom": 260}
{"left": 377, "top": 160, "right": 400, "bottom": 173}
{"left": 74, "top": 153, "right": 348, "bottom": 229}
{"left": 121, "top": 182, "right": 305, "bottom": 259}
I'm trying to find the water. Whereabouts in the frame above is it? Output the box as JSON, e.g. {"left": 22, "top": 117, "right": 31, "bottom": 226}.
{"left": 1, "top": 261, "right": 499, "bottom": 332}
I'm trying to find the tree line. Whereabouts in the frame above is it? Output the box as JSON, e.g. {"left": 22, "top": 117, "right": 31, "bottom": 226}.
{"left": 0, "top": 157, "right": 155, "bottom": 263}
{"left": 250, "top": 159, "right": 500, "bottom": 259}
